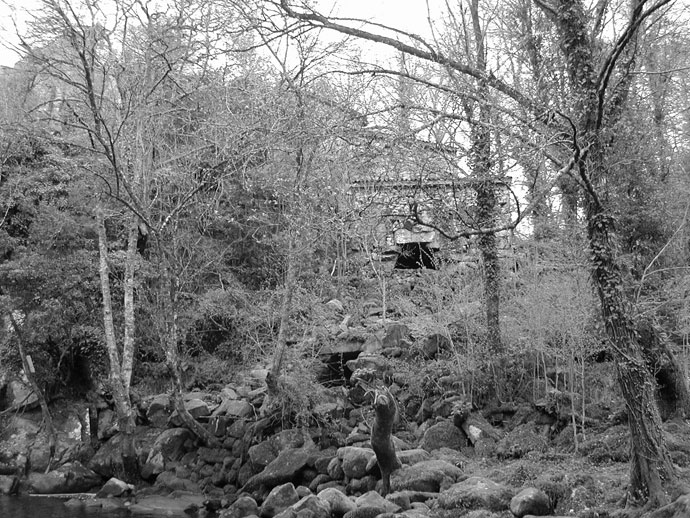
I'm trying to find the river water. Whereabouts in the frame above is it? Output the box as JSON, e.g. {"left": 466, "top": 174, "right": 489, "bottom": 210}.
{"left": 0, "top": 496, "right": 134, "bottom": 518}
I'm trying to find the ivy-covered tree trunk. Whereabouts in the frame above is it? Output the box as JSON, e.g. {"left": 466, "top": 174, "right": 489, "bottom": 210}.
{"left": 587, "top": 203, "right": 675, "bottom": 506}
{"left": 476, "top": 180, "right": 502, "bottom": 353}
{"left": 536, "top": 0, "right": 678, "bottom": 505}
{"left": 469, "top": 0, "right": 502, "bottom": 355}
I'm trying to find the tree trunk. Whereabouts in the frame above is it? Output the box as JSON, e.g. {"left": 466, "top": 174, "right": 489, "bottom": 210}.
{"left": 122, "top": 214, "right": 138, "bottom": 392}
{"left": 160, "top": 261, "right": 221, "bottom": 447}
{"left": 587, "top": 202, "right": 676, "bottom": 506}
{"left": 96, "top": 207, "right": 138, "bottom": 481}
{"left": 469, "top": 0, "right": 502, "bottom": 355}
{"left": 476, "top": 180, "right": 502, "bottom": 353}
{"left": 536, "top": 0, "right": 678, "bottom": 505}
{"left": 262, "top": 238, "right": 299, "bottom": 415}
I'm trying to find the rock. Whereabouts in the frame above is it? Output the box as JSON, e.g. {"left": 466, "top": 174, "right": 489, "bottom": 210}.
{"left": 129, "top": 494, "right": 204, "bottom": 516}
{"left": 420, "top": 420, "right": 467, "bottom": 452}
{"left": 249, "top": 440, "right": 279, "bottom": 469}
{"left": 390, "top": 459, "right": 463, "bottom": 493}
{"left": 198, "top": 447, "right": 228, "bottom": 464}
{"left": 0, "top": 475, "right": 19, "bottom": 495}
{"left": 95, "top": 477, "right": 134, "bottom": 498}
{"left": 214, "top": 399, "right": 253, "bottom": 418}
{"left": 168, "top": 399, "right": 210, "bottom": 426}
{"left": 579, "top": 424, "right": 630, "bottom": 463}
{"left": 397, "top": 449, "right": 431, "bottom": 466}
{"left": 140, "top": 427, "right": 194, "bottom": 479}
{"left": 89, "top": 427, "right": 161, "bottom": 479}
{"left": 326, "top": 457, "right": 344, "bottom": 480}
{"left": 438, "top": 476, "right": 513, "bottom": 512}
{"left": 243, "top": 447, "right": 317, "bottom": 492}
{"left": 419, "top": 334, "right": 450, "bottom": 359}
{"left": 317, "top": 487, "right": 357, "bottom": 517}
{"left": 97, "top": 409, "right": 118, "bottom": 440}
{"left": 388, "top": 490, "right": 436, "bottom": 506}
{"left": 219, "top": 495, "right": 260, "bottom": 518}
{"left": 337, "top": 446, "right": 376, "bottom": 479}
{"left": 355, "top": 491, "right": 400, "bottom": 514}
{"left": 458, "top": 414, "right": 501, "bottom": 446}
{"left": 496, "top": 424, "right": 548, "bottom": 460}
{"left": 382, "top": 324, "right": 410, "bottom": 349}
{"left": 314, "top": 451, "right": 337, "bottom": 474}
{"left": 29, "top": 461, "right": 101, "bottom": 494}
{"left": 343, "top": 507, "right": 387, "bottom": 518}
{"left": 228, "top": 419, "right": 248, "bottom": 439}
{"left": 146, "top": 394, "right": 171, "bottom": 420}
{"left": 260, "top": 483, "right": 300, "bottom": 518}
{"left": 510, "top": 487, "right": 552, "bottom": 517}
{"left": 155, "top": 470, "right": 201, "bottom": 492}
{"left": 291, "top": 494, "right": 331, "bottom": 518}
{"left": 7, "top": 378, "right": 38, "bottom": 409}
{"left": 273, "top": 429, "right": 314, "bottom": 451}
{"left": 346, "top": 355, "right": 388, "bottom": 374}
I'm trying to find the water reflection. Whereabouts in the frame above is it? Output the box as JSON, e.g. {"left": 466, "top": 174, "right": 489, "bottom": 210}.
{"left": 0, "top": 496, "right": 131, "bottom": 518}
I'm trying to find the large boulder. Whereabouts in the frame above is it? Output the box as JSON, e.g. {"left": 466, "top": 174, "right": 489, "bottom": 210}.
{"left": 140, "top": 427, "right": 194, "bottom": 479}
{"left": 145, "top": 394, "right": 172, "bottom": 428}
{"left": 6, "top": 378, "right": 38, "bottom": 409}
{"left": 155, "top": 470, "right": 201, "bottom": 493}
{"left": 219, "top": 495, "right": 260, "bottom": 518}
{"left": 260, "top": 482, "right": 300, "bottom": 518}
{"left": 496, "top": 424, "right": 548, "bottom": 460}
{"left": 95, "top": 477, "right": 135, "bottom": 498}
{"left": 390, "top": 459, "right": 463, "bottom": 493}
{"left": 168, "top": 398, "right": 210, "bottom": 426}
{"left": 88, "top": 427, "right": 161, "bottom": 479}
{"left": 337, "top": 447, "right": 376, "bottom": 479}
{"left": 290, "top": 494, "right": 331, "bottom": 518}
{"left": 438, "top": 476, "right": 513, "bottom": 512}
{"left": 419, "top": 420, "right": 467, "bottom": 452}
{"left": 212, "top": 394, "right": 253, "bottom": 419}
{"left": 317, "top": 487, "right": 357, "bottom": 517}
{"left": 510, "top": 487, "right": 552, "bottom": 517}
{"left": 397, "top": 449, "right": 431, "bottom": 466}
{"left": 242, "top": 447, "right": 317, "bottom": 492}
{"left": 29, "top": 461, "right": 101, "bottom": 494}
{"left": 355, "top": 491, "right": 400, "bottom": 514}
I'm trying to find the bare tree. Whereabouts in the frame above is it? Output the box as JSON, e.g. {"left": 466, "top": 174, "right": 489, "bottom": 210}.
{"left": 275, "top": 0, "right": 685, "bottom": 507}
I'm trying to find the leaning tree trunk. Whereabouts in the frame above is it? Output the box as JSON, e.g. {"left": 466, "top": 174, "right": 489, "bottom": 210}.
{"left": 587, "top": 203, "right": 676, "bottom": 507}
{"left": 7, "top": 312, "right": 56, "bottom": 472}
{"left": 535, "top": 0, "right": 678, "bottom": 506}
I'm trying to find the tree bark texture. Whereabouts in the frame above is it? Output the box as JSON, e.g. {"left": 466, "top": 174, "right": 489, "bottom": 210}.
{"left": 587, "top": 205, "right": 675, "bottom": 505}
{"left": 538, "top": 0, "right": 678, "bottom": 505}
{"left": 96, "top": 207, "right": 138, "bottom": 481}
{"left": 469, "top": 0, "right": 502, "bottom": 354}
